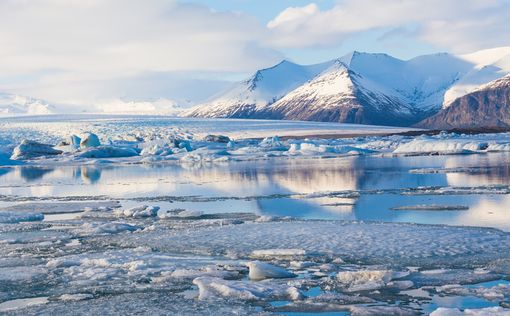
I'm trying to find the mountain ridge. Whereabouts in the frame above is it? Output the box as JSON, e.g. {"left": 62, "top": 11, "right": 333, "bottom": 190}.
{"left": 185, "top": 47, "right": 510, "bottom": 128}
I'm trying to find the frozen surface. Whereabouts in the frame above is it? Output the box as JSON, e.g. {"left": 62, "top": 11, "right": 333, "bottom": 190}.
{"left": 3, "top": 116, "right": 510, "bottom": 168}
{"left": 1, "top": 208, "right": 509, "bottom": 314}
{"left": 2, "top": 117, "right": 510, "bottom": 314}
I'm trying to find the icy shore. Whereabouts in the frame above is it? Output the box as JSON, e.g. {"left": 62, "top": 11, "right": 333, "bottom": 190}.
{"left": 2, "top": 116, "right": 510, "bottom": 167}
{"left": 1, "top": 206, "right": 510, "bottom": 315}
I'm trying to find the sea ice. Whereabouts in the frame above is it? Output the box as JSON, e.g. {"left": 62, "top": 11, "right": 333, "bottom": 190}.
{"left": 115, "top": 205, "right": 160, "bottom": 218}
{"left": 246, "top": 261, "right": 296, "bottom": 280}
{"left": 80, "top": 222, "right": 142, "bottom": 235}
{"left": 336, "top": 270, "right": 409, "bottom": 292}
{"left": 10, "top": 139, "right": 62, "bottom": 160}
{"left": 0, "top": 211, "right": 44, "bottom": 223}
{"left": 192, "top": 276, "right": 302, "bottom": 301}
{"left": 76, "top": 146, "right": 139, "bottom": 158}
{"left": 430, "top": 307, "right": 510, "bottom": 315}
{"left": 80, "top": 133, "right": 101, "bottom": 148}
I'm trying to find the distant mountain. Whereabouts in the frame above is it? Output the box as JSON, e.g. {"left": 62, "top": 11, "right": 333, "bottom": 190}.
{"left": 185, "top": 48, "right": 510, "bottom": 127}
{"left": 258, "top": 60, "right": 417, "bottom": 126}
{"left": 185, "top": 60, "right": 333, "bottom": 118}
{"left": 0, "top": 93, "right": 54, "bottom": 116}
{"left": 416, "top": 75, "right": 510, "bottom": 129}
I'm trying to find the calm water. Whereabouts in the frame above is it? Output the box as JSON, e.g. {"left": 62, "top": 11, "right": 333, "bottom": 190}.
{"left": 2, "top": 152, "right": 510, "bottom": 230}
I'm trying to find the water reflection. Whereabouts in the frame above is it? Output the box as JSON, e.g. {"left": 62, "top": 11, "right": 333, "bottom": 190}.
{"left": 1, "top": 153, "right": 510, "bottom": 229}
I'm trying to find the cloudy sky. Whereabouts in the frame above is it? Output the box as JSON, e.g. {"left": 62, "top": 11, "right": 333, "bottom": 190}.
{"left": 1, "top": 0, "right": 509, "bottom": 110}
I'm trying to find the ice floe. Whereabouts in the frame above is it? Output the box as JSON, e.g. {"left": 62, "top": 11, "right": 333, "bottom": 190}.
{"left": 10, "top": 140, "right": 62, "bottom": 160}
{"left": 430, "top": 307, "right": 510, "bottom": 315}
{"left": 246, "top": 261, "right": 296, "bottom": 280}
{"left": 0, "top": 211, "right": 44, "bottom": 223}
{"left": 192, "top": 276, "right": 302, "bottom": 301}
{"left": 336, "top": 270, "right": 409, "bottom": 292}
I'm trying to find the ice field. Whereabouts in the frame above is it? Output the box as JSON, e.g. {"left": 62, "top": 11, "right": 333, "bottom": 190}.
{"left": 1, "top": 116, "right": 510, "bottom": 315}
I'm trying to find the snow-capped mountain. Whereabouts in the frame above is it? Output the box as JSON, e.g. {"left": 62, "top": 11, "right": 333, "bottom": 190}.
{"left": 416, "top": 74, "right": 510, "bottom": 129}
{"left": 185, "top": 48, "right": 510, "bottom": 127}
{"left": 0, "top": 93, "right": 55, "bottom": 116}
{"left": 259, "top": 60, "right": 418, "bottom": 126}
{"left": 184, "top": 60, "right": 333, "bottom": 118}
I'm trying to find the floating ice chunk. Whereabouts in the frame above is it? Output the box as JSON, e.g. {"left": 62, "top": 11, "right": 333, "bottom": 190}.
{"left": 0, "top": 266, "right": 47, "bottom": 282}
{"left": 140, "top": 143, "right": 173, "bottom": 156}
{"left": 246, "top": 261, "right": 296, "bottom": 280}
{"left": 290, "top": 261, "right": 315, "bottom": 269}
{"left": 393, "top": 138, "right": 489, "bottom": 155}
{"left": 0, "top": 201, "right": 120, "bottom": 214}
{"left": 153, "top": 266, "right": 240, "bottom": 283}
{"left": 80, "top": 133, "right": 101, "bottom": 148}
{"left": 176, "top": 139, "right": 192, "bottom": 151}
{"left": 0, "top": 297, "right": 49, "bottom": 313}
{"left": 430, "top": 307, "right": 510, "bottom": 316}
{"left": 58, "top": 294, "right": 93, "bottom": 301}
{"left": 436, "top": 283, "right": 509, "bottom": 300}
{"left": 0, "top": 211, "right": 44, "bottom": 223}
{"left": 387, "top": 280, "right": 414, "bottom": 290}
{"left": 251, "top": 249, "right": 306, "bottom": 259}
{"left": 255, "top": 215, "right": 278, "bottom": 222}
{"left": 115, "top": 205, "right": 160, "bottom": 218}
{"left": 204, "top": 135, "right": 231, "bottom": 143}
{"left": 77, "top": 146, "right": 139, "bottom": 158}
{"left": 58, "top": 135, "right": 81, "bottom": 150}
{"left": 175, "top": 210, "right": 204, "bottom": 218}
{"left": 10, "top": 139, "right": 62, "bottom": 160}
{"left": 336, "top": 270, "right": 409, "bottom": 292}
{"left": 192, "top": 277, "right": 302, "bottom": 301}
{"left": 350, "top": 305, "right": 419, "bottom": 316}
{"left": 259, "top": 136, "right": 287, "bottom": 150}
{"left": 391, "top": 205, "right": 469, "bottom": 211}
{"left": 80, "top": 222, "right": 141, "bottom": 234}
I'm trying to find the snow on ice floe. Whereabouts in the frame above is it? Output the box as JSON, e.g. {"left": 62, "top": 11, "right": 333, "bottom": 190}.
{"left": 5, "top": 116, "right": 510, "bottom": 166}
{"left": 114, "top": 205, "right": 159, "bottom": 218}
{"left": 10, "top": 139, "right": 62, "bottom": 160}
{"left": 0, "top": 211, "right": 44, "bottom": 223}
{"left": 2, "top": 211, "right": 510, "bottom": 314}
{"left": 0, "top": 201, "right": 120, "bottom": 214}
{"left": 245, "top": 261, "right": 296, "bottom": 280}
{"left": 79, "top": 133, "right": 100, "bottom": 148}
{"left": 430, "top": 307, "right": 510, "bottom": 315}
{"left": 192, "top": 276, "right": 302, "bottom": 301}
{"left": 0, "top": 116, "right": 510, "bottom": 165}
{"left": 79, "top": 222, "right": 142, "bottom": 235}
{"left": 336, "top": 270, "right": 410, "bottom": 292}
{"left": 251, "top": 248, "right": 307, "bottom": 259}
{"left": 112, "top": 220, "right": 510, "bottom": 267}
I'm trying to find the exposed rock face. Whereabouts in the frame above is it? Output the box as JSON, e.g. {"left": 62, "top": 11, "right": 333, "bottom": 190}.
{"left": 416, "top": 76, "right": 510, "bottom": 129}
{"left": 257, "top": 62, "right": 422, "bottom": 126}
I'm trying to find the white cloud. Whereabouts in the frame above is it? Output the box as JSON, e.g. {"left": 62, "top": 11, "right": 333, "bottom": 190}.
{"left": 267, "top": 3, "right": 319, "bottom": 29}
{"left": 267, "top": 0, "right": 510, "bottom": 52}
{"left": 0, "top": 0, "right": 281, "bottom": 106}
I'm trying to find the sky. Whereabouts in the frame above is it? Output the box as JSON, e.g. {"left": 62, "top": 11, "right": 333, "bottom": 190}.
{"left": 0, "top": 0, "right": 509, "bottom": 111}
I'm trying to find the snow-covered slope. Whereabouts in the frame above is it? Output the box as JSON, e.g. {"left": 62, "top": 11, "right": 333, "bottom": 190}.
{"left": 443, "top": 47, "right": 510, "bottom": 107}
{"left": 185, "top": 48, "right": 510, "bottom": 127}
{"left": 0, "top": 93, "right": 54, "bottom": 116}
{"left": 263, "top": 61, "right": 418, "bottom": 126}
{"left": 417, "top": 74, "right": 510, "bottom": 129}
{"left": 184, "top": 60, "right": 333, "bottom": 118}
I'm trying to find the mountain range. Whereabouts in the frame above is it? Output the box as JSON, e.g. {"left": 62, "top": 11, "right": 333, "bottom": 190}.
{"left": 185, "top": 47, "right": 510, "bottom": 129}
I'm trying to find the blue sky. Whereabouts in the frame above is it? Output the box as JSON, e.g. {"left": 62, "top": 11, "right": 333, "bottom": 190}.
{"left": 186, "top": 0, "right": 439, "bottom": 61}
{"left": 0, "top": 0, "right": 508, "bottom": 109}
